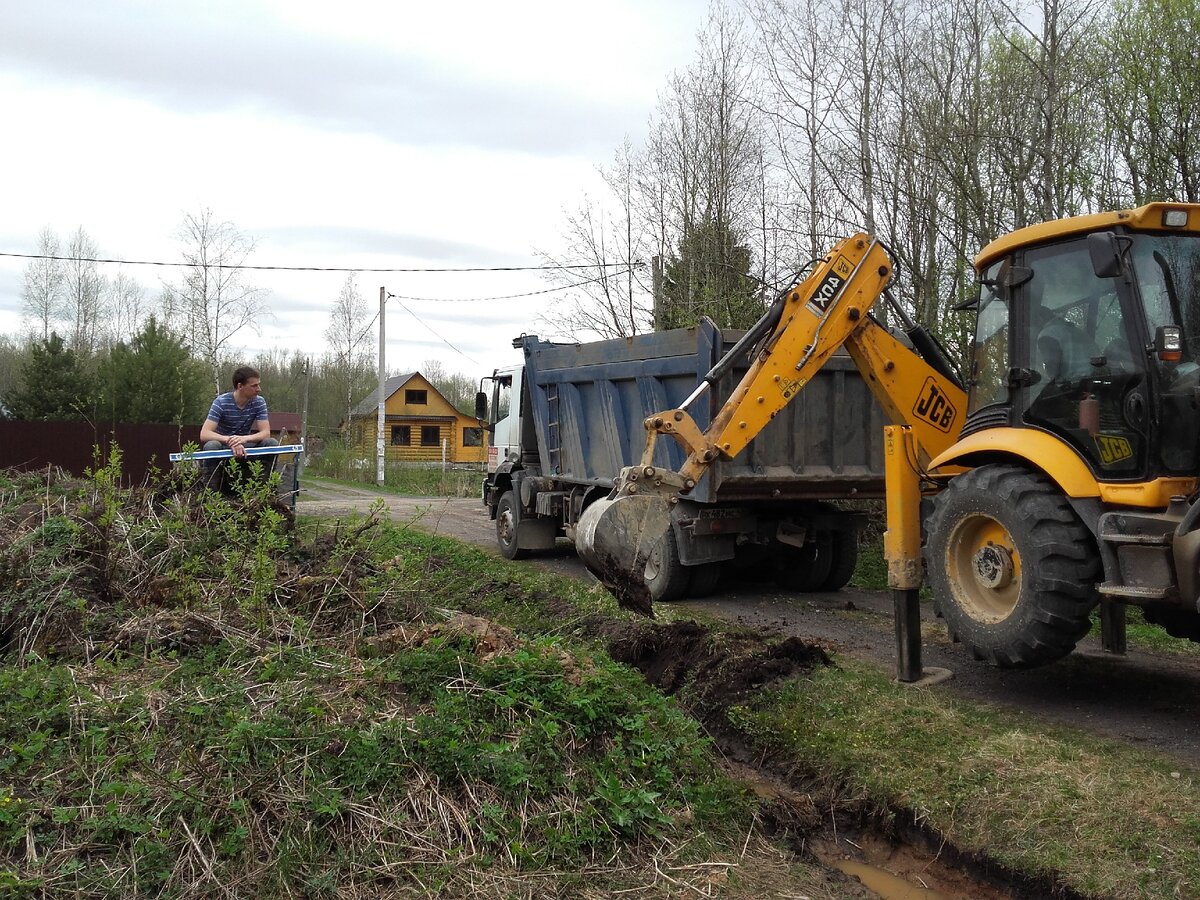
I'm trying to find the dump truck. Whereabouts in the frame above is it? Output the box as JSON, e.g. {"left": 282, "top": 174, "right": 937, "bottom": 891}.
{"left": 479, "top": 324, "right": 890, "bottom": 603}
{"left": 576, "top": 203, "right": 1200, "bottom": 668}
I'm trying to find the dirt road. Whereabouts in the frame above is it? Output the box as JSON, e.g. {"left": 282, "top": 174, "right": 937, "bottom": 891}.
{"left": 298, "top": 480, "right": 1200, "bottom": 765}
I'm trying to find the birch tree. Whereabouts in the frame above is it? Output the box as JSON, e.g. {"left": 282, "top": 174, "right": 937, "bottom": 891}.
{"left": 324, "top": 273, "right": 374, "bottom": 426}
{"left": 21, "top": 227, "right": 65, "bottom": 342}
{"left": 167, "top": 208, "right": 269, "bottom": 392}
{"left": 62, "top": 226, "right": 105, "bottom": 356}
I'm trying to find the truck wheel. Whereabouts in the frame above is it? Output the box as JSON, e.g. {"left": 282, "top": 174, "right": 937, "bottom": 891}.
{"left": 820, "top": 529, "right": 859, "bottom": 591}
{"left": 925, "top": 465, "right": 1100, "bottom": 668}
{"left": 774, "top": 532, "right": 834, "bottom": 591}
{"left": 688, "top": 562, "right": 722, "bottom": 598}
{"left": 646, "top": 528, "right": 691, "bottom": 602}
{"left": 496, "top": 491, "right": 530, "bottom": 560}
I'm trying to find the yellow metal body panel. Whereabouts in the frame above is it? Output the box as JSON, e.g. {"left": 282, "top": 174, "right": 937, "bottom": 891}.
{"left": 928, "top": 427, "right": 1196, "bottom": 507}
{"left": 883, "top": 426, "right": 923, "bottom": 589}
{"left": 844, "top": 324, "right": 967, "bottom": 469}
{"left": 1099, "top": 478, "right": 1196, "bottom": 507}
{"left": 975, "top": 202, "right": 1200, "bottom": 270}
{"left": 929, "top": 428, "right": 1099, "bottom": 496}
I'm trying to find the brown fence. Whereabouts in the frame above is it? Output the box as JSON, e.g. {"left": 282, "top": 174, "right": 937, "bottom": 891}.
{"left": 0, "top": 422, "right": 202, "bottom": 485}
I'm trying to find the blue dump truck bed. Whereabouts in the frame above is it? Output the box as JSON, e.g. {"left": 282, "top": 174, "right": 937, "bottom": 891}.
{"left": 518, "top": 319, "right": 887, "bottom": 503}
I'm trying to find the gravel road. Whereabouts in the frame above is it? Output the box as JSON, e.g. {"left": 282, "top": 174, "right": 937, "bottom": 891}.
{"left": 298, "top": 480, "right": 1200, "bottom": 766}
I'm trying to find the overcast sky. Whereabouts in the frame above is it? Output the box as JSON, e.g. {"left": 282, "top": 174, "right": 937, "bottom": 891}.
{"left": 0, "top": 0, "right": 709, "bottom": 382}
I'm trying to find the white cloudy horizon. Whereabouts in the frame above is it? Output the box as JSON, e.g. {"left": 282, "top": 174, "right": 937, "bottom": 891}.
{"left": 0, "top": 0, "right": 710, "bottom": 379}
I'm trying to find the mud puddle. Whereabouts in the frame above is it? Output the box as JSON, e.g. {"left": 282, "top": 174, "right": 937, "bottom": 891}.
{"left": 596, "top": 617, "right": 1072, "bottom": 900}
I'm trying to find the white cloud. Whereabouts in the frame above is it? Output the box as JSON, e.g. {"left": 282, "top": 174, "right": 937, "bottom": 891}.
{"left": 0, "top": 0, "right": 708, "bottom": 380}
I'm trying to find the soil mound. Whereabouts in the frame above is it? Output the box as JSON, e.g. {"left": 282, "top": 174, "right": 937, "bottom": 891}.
{"left": 603, "top": 619, "right": 830, "bottom": 708}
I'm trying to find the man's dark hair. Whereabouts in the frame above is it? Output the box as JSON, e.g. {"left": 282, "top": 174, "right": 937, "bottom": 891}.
{"left": 232, "top": 366, "right": 260, "bottom": 389}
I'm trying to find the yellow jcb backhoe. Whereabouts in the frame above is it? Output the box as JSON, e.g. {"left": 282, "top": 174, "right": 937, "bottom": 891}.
{"left": 577, "top": 203, "right": 1200, "bottom": 668}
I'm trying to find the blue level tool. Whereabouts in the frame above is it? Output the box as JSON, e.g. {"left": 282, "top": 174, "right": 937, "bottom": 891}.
{"left": 169, "top": 443, "right": 305, "bottom": 462}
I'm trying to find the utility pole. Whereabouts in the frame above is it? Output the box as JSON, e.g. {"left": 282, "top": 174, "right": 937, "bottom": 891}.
{"left": 377, "top": 286, "right": 386, "bottom": 486}
{"left": 300, "top": 355, "right": 310, "bottom": 444}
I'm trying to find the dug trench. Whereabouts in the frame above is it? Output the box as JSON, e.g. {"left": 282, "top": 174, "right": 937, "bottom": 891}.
{"left": 589, "top": 615, "right": 1088, "bottom": 900}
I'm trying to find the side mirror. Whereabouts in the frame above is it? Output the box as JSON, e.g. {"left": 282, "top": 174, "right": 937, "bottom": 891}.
{"left": 1088, "top": 231, "right": 1123, "bottom": 278}
{"left": 474, "top": 391, "right": 488, "bottom": 420}
{"left": 1155, "top": 325, "right": 1183, "bottom": 362}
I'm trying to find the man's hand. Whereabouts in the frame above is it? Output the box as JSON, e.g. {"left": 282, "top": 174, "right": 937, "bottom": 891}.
{"left": 228, "top": 435, "right": 247, "bottom": 458}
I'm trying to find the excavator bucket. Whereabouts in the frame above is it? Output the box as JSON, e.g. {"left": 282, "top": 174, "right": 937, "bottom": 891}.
{"left": 576, "top": 490, "right": 674, "bottom": 617}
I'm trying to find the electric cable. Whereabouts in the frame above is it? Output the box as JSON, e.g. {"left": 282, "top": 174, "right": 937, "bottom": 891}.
{"left": 0, "top": 250, "right": 636, "bottom": 274}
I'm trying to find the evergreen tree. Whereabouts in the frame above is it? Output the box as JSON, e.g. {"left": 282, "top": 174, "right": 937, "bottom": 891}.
{"left": 99, "top": 317, "right": 210, "bottom": 424}
{"left": 657, "top": 219, "right": 762, "bottom": 330}
{"left": 5, "top": 333, "right": 91, "bottom": 421}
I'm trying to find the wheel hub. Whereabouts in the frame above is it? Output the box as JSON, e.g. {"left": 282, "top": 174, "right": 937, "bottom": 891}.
{"left": 972, "top": 542, "right": 1014, "bottom": 590}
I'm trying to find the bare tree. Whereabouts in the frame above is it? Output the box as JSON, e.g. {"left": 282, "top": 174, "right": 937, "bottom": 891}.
{"left": 168, "top": 208, "right": 269, "bottom": 391}
{"left": 324, "top": 273, "right": 374, "bottom": 427}
{"left": 1099, "top": 0, "right": 1200, "bottom": 205}
{"left": 62, "top": 226, "right": 106, "bottom": 356}
{"left": 21, "top": 226, "right": 65, "bottom": 342}
{"left": 104, "top": 270, "right": 147, "bottom": 351}
{"left": 536, "top": 138, "right": 656, "bottom": 339}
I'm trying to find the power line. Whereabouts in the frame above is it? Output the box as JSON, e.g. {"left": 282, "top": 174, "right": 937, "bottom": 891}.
{"left": 390, "top": 265, "right": 644, "bottom": 303}
{"left": 387, "top": 292, "right": 478, "bottom": 366}
{"left": 377, "top": 267, "right": 642, "bottom": 365}
{"left": 0, "top": 250, "right": 635, "bottom": 274}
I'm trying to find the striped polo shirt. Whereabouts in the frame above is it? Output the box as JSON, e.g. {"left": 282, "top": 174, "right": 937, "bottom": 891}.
{"left": 206, "top": 393, "right": 269, "bottom": 437}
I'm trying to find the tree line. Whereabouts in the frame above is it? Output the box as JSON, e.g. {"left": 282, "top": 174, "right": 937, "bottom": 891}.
{"left": 539, "top": 0, "right": 1199, "bottom": 361}
{"left": 2, "top": 210, "right": 478, "bottom": 436}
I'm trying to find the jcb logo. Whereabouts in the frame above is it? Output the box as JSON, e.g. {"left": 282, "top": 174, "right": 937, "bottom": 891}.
{"left": 913, "top": 378, "right": 957, "bottom": 433}
{"left": 1096, "top": 434, "right": 1133, "bottom": 465}
{"left": 805, "top": 256, "right": 854, "bottom": 317}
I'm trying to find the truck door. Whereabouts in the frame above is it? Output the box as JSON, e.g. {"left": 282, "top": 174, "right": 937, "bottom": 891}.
{"left": 488, "top": 367, "right": 520, "bottom": 474}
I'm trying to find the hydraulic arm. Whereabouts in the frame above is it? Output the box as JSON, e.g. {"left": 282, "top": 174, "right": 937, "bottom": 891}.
{"left": 576, "top": 234, "right": 967, "bottom": 613}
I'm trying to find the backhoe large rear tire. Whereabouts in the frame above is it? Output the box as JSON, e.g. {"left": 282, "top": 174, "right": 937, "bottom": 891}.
{"left": 925, "top": 465, "right": 1100, "bottom": 668}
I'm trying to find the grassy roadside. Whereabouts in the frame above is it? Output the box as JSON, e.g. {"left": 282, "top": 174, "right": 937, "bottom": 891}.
{"left": 399, "top": 526, "right": 1200, "bottom": 899}
{"left": 0, "top": 464, "right": 842, "bottom": 898}
{"left": 6, "top": 460, "right": 1198, "bottom": 897}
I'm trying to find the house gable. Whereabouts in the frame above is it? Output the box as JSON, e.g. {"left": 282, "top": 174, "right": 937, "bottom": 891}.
{"left": 348, "top": 372, "right": 485, "bottom": 464}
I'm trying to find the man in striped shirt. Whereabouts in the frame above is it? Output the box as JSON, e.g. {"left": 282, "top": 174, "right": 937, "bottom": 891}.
{"left": 199, "top": 366, "right": 279, "bottom": 490}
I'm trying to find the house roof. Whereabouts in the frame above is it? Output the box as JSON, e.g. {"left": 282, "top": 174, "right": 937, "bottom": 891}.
{"left": 350, "top": 372, "right": 418, "bottom": 419}
{"left": 272, "top": 412, "right": 303, "bottom": 434}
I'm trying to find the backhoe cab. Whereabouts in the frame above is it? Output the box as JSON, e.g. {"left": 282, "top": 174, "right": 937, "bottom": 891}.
{"left": 578, "top": 203, "right": 1200, "bottom": 668}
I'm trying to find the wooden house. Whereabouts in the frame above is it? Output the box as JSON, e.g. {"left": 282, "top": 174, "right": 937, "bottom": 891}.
{"left": 347, "top": 372, "right": 485, "bottom": 464}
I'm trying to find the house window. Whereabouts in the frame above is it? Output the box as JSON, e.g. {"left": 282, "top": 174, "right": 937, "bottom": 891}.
{"left": 405, "top": 389, "right": 427, "bottom": 405}
{"left": 421, "top": 425, "right": 440, "bottom": 446}
{"left": 391, "top": 425, "right": 411, "bottom": 445}
{"left": 463, "top": 427, "right": 482, "bottom": 447}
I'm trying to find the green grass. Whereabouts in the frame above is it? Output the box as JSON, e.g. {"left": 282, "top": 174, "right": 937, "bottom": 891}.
{"left": 6, "top": 461, "right": 1200, "bottom": 898}
{"left": 727, "top": 660, "right": 1200, "bottom": 898}
{"left": 0, "top": 465, "right": 789, "bottom": 899}
{"left": 381, "top": 529, "right": 1200, "bottom": 899}
{"left": 304, "top": 443, "right": 483, "bottom": 498}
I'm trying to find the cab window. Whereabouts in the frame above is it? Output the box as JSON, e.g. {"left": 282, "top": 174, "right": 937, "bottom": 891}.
{"left": 967, "top": 262, "right": 1009, "bottom": 415}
